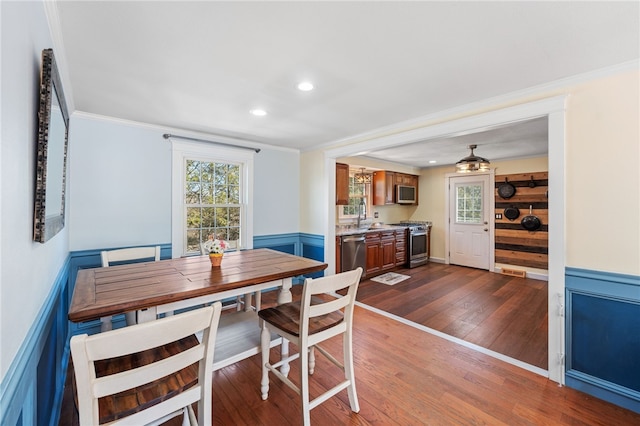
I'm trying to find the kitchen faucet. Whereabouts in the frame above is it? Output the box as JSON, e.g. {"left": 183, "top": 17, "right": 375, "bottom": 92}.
{"left": 356, "top": 199, "right": 365, "bottom": 228}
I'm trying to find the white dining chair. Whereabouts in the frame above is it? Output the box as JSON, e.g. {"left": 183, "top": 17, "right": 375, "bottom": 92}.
{"left": 258, "top": 267, "right": 363, "bottom": 426}
{"left": 70, "top": 302, "right": 222, "bottom": 426}
{"left": 100, "top": 246, "right": 161, "bottom": 331}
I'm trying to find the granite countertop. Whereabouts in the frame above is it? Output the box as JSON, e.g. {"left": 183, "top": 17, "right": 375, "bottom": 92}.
{"left": 336, "top": 224, "right": 407, "bottom": 236}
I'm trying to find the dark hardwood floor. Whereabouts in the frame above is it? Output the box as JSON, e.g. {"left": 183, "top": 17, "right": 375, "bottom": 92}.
{"left": 355, "top": 262, "right": 548, "bottom": 369}
{"left": 58, "top": 297, "right": 640, "bottom": 425}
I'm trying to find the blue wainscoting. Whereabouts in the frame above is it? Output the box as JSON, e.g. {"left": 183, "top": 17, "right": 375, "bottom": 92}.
{"left": 254, "top": 232, "right": 326, "bottom": 281}
{"left": 0, "top": 234, "right": 325, "bottom": 425}
{"left": 0, "top": 257, "right": 70, "bottom": 426}
{"left": 565, "top": 267, "right": 640, "bottom": 413}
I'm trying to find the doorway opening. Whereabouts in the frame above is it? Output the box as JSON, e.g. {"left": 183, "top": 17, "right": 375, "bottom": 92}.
{"left": 325, "top": 96, "right": 567, "bottom": 384}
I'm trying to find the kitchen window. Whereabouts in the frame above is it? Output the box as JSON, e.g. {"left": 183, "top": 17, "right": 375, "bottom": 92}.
{"left": 339, "top": 172, "right": 371, "bottom": 221}
{"left": 171, "top": 139, "right": 254, "bottom": 258}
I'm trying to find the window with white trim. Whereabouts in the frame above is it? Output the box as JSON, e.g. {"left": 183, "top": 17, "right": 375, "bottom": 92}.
{"left": 171, "top": 140, "right": 254, "bottom": 258}
{"left": 456, "top": 183, "right": 483, "bottom": 224}
{"left": 338, "top": 171, "right": 371, "bottom": 221}
{"left": 185, "top": 160, "right": 241, "bottom": 253}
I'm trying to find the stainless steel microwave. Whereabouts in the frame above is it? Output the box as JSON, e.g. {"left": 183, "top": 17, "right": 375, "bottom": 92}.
{"left": 396, "top": 185, "right": 416, "bottom": 204}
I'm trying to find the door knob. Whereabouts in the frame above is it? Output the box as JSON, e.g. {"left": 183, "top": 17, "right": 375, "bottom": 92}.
{"left": 484, "top": 228, "right": 488, "bottom": 232}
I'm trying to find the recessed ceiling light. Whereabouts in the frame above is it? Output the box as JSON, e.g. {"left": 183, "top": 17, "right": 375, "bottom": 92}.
{"left": 250, "top": 109, "right": 267, "bottom": 116}
{"left": 429, "top": 160, "right": 437, "bottom": 164}
{"left": 297, "top": 81, "right": 314, "bottom": 91}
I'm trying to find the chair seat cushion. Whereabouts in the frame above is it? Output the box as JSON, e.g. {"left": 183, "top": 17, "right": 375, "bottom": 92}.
{"left": 258, "top": 297, "right": 344, "bottom": 337}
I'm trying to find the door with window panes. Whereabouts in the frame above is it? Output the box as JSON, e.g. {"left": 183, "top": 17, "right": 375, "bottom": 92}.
{"left": 448, "top": 175, "right": 490, "bottom": 269}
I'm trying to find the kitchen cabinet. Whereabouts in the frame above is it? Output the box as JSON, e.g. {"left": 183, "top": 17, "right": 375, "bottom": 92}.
{"left": 336, "top": 163, "right": 349, "bottom": 205}
{"left": 395, "top": 173, "right": 419, "bottom": 205}
{"left": 372, "top": 171, "right": 395, "bottom": 205}
{"left": 395, "top": 228, "right": 407, "bottom": 265}
{"left": 365, "top": 233, "right": 383, "bottom": 276}
{"left": 365, "top": 229, "right": 404, "bottom": 277}
{"left": 373, "top": 170, "right": 419, "bottom": 205}
{"left": 381, "top": 232, "right": 396, "bottom": 270}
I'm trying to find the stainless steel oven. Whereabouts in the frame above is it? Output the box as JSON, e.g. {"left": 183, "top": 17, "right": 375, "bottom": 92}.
{"left": 392, "top": 221, "right": 432, "bottom": 268}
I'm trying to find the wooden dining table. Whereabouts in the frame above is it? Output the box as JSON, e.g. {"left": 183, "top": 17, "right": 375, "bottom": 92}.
{"left": 69, "top": 248, "right": 327, "bottom": 370}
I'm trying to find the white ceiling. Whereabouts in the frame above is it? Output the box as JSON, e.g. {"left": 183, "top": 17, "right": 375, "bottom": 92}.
{"left": 55, "top": 1, "right": 639, "bottom": 167}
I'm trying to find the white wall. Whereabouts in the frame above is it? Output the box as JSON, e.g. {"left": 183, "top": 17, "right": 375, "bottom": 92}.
{"left": 0, "top": 1, "right": 70, "bottom": 380}
{"left": 68, "top": 116, "right": 172, "bottom": 250}
{"left": 253, "top": 147, "right": 300, "bottom": 235}
{"left": 300, "top": 150, "right": 325, "bottom": 235}
{"left": 68, "top": 114, "right": 301, "bottom": 251}
{"left": 564, "top": 71, "right": 639, "bottom": 274}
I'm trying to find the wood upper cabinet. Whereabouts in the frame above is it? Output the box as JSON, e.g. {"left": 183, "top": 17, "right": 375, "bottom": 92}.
{"left": 336, "top": 163, "right": 349, "bottom": 205}
{"left": 395, "top": 173, "right": 419, "bottom": 205}
{"left": 373, "top": 170, "right": 419, "bottom": 205}
{"left": 373, "top": 171, "right": 395, "bottom": 205}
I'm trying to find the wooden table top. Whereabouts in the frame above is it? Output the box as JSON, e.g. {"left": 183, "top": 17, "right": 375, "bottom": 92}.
{"left": 68, "top": 248, "right": 327, "bottom": 323}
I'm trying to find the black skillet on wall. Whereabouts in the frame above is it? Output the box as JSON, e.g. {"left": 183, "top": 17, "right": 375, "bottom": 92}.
{"left": 521, "top": 205, "right": 542, "bottom": 231}
{"left": 504, "top": 206, "right": 520, "bottom": 220}
{"left": 498, "top": 177, "right": 516, "bottom": 199}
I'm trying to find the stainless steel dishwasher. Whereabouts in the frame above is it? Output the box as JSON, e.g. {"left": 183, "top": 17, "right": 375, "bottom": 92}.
{"left": 340, "top": 234, "right": 366, "bottom": 272}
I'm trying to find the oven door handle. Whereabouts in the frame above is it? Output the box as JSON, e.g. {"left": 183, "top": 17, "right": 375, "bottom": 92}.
{"left": 411, "top": 231, "right": 427, "bottom": 237}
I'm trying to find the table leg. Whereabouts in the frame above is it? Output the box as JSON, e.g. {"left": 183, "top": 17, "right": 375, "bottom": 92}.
{"left": 136, "top": 307, "right": 157, "bottom": 323}
{"left": 277, "top": 277, "right": 293, "bottom": 304}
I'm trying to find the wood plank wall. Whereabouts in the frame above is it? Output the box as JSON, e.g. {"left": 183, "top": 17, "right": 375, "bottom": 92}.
{"left": 494, "top": 172, "right": 548, "bottom": 270}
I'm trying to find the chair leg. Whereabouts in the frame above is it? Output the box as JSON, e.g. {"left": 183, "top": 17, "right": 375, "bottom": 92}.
{"left": 100, "top": 316, "right": 112, "bottom": 332}
{"left": 280, "top": 339, "right": 290, "bottom": 378}
{"left": 300, "top": 344, "right": 311, "bottom": 426}
{"left": 344, "top": 329, "right": 360, "bottom": 413}
{"left": 308, "top": 346, "right": 316, "bottom": 375}
{"left": 260, "top": 323, "right": 271, "bottom": 400}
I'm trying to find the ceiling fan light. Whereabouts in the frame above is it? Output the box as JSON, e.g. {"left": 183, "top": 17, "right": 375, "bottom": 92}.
{"left": 455, "top": 144, "right": 490, "bottom": 173}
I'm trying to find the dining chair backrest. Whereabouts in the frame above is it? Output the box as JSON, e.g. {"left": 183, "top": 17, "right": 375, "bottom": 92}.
{"left": 70, "top": 302, "right": 222, "bottom": 426}
{"left": 101, "top": 245, "right": 161, "bottom": 267}
{"left": 100, "top": 246, "right": 162, "bottom": 329}
{"left": 299, "top": 267, "right": 361, "bottom": 344}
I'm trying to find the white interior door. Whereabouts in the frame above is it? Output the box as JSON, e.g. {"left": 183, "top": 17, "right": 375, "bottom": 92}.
{"left": 448, "top": 174, "right": 491, "bottom": 270}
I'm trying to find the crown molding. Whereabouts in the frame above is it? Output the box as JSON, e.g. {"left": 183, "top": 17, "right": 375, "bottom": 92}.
{"left": 71, "top": 111, "right": 300, "bottom": 154}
